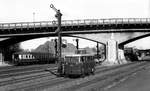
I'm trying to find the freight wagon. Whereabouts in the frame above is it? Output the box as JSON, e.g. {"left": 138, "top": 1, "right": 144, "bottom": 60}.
{"left": 12, "top": 52, "right": 57, "bottom": 65}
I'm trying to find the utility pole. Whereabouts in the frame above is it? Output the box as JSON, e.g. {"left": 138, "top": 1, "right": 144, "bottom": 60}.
{"left": 96, "top": 42, "right": 99, "bottom": 58}
{"left": 54, "top": 38, "right": 58, "bottom": 57}
{"left": 50, "top": 4, "right": 62, "bottom": 63}
{"left": 76, "top": 39, "right": 79, "bottom": 50}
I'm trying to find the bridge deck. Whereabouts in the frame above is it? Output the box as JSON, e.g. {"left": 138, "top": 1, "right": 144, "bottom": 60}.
{"left": 0, "top": 18, "right": 150, "bottom": 36}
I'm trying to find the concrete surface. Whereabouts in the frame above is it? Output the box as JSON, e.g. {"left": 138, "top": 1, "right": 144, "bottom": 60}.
{"left": 106, "top": 65, "right": 150, "bottom": 91}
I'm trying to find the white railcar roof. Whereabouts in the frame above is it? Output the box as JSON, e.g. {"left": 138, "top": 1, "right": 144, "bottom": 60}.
{"left": 65, "top": 54, "right": 94, "bottom": 57}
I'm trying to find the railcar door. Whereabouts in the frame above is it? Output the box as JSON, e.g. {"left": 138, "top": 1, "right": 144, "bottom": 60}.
{"left": 81, "top": 56, "right": 90, "bottom": 74}
{"left": 88, "top": 56, "right": 96, "bottom": 73}
{"left": 81, "top": 55, "right": 95, "bottom": 75}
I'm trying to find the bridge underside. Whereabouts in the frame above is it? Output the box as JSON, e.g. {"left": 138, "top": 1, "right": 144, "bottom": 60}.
{"left": 66, "top": 31, "right": 150, "bottom": 47}
{"left": 0, "top": 33, "right": 56, "bottom": 47}
{"left": 1, "top": 30, "right": 150, "bottom": 48}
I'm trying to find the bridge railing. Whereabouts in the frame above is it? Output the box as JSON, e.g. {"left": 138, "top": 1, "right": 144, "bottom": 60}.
{"left": 0, "top": 18, "right": 150, "bottom": 29}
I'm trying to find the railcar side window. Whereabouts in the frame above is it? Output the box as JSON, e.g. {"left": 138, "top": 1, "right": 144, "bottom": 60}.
{"left": 65, "top": 57, "right": 70, "bottom": 62}
{"left": 81, "top": 56, "right": 86, "bottom": 62}
{"left": 29, "top": 54, "right": 33, "bottom": 59}
{"left": 32, "top": 55, "right": 35, "bottom": 59}
{"left": 72, "top": 57, "right": 79, "bottom": 63}
{"left": 84, "top": 56, "right": 87, "bottom": 62}
{"left": 26, "top": 55, "right": 28, "bottom": 59}
{"left": 19, "top": 55, "right": 22, "bottom": 59}
{"left": 88, "top": 56, "right": 93, "bottom": 61}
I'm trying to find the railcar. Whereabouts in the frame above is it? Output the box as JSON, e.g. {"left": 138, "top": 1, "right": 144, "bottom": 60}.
{"left": 57, "top": 54, "right": 96, "bottom": 77}
{"left": 12, "top": 52, "right": 57, "bottom": 65}
{"left": 138, "top": 49, "right": 150, "bottom": 61}
{"left": 124, "top": 47, "right": 139, "bottom": 61}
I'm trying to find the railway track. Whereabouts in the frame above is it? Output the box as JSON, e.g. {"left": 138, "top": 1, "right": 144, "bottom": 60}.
{"left": 29, "top": 62, "right": 149, "bottom": 91}
{"left": 0, "top": 64, "right": 57, "bottom": 86}
{"left": 0, "top": 65, "right": 106, "bottom": 90}
{"left": 0, "top": 62, "right": 147, "bottom": 91}
{"left": 0, "top": 65, "right": 105, "bottom": 85}
{"left": 0, "top": 67, "right": 57, "bottom": 86}
{"left": 0, "top": 64, "right": 56, "bottom": 73}
{"left": 0, "top": 64, "right": 56, "bottom": 78}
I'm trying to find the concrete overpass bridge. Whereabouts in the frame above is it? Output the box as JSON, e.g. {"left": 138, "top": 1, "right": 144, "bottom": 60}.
{"left": 1, "top": 18, "right": 150, "bottom": 65}
{"left": 0, "top": 18, "right": 150, "bottom": 45}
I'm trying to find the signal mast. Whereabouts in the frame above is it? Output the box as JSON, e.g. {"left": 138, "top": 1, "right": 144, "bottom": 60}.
{"left": 50, "top": 4, "right": 62, "bottom": 63}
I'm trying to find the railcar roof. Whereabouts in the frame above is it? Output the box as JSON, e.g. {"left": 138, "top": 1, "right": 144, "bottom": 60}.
{"left": 13, "top": 52, "right": 32, "bottom": 54}
{"left": 13, "top": 52, "right": 53, "bottom": 54}
{"left": 65, "top": 54, "right": 94, "bottom": 57}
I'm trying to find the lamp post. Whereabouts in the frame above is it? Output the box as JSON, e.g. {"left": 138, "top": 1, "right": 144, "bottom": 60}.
{"left": 50, "top": 4, "right": 62, "bottom": 63}
{"left": 73, "top": 38, "right": 79, "bottom": 50}
{"left": 33, "top": 12, "right": 35, "bottom": 22}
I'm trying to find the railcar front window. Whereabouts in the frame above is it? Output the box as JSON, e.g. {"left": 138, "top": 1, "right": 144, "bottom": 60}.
{"left": 65, "top": 57, "right": 80, "bottom": 63}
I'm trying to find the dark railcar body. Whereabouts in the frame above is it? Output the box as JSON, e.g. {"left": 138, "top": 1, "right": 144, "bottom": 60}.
{"left": 12, "top": 52, "right": 57, "bottom": 65}
{"left": 124, "top": 48, "right": 139, "bottom": 61}
{"left": 58, "top": 54, "right": 96, "bottom": 76}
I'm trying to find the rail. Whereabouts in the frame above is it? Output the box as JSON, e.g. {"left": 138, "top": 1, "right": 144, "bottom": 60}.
{"left": 0, "top": 18, "right": 150, "bottom": 29}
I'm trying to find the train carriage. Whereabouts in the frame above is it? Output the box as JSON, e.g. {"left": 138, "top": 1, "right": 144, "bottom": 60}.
{"left": 58, "top": 54, "right": 96, "bottom": 76}
{"left": 12, "top": 52, "right": 57, "bottom": 65}
{"left": 124, "top": 47, "right": 139, "bottom": 61}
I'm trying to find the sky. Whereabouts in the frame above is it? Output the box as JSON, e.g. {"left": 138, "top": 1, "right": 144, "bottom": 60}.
{"left": 0, "top": 0, "right": 150, "bottom": 50}
{"left": 0, "top": 0, "right": 149, "bottom": 22}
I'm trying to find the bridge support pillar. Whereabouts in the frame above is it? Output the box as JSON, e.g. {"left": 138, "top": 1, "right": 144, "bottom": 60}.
{"left": 0, "top": 48, "right": 4, "bottom": 66}
{"left": 103, "top": 39, "right": 127, "bottom": 65}
{"left": 0, "top": 53, "right": 4, "bottom": 65}
{"left": 118, "top": 49, "right": 127, "bottom": 64}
